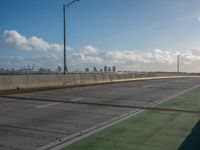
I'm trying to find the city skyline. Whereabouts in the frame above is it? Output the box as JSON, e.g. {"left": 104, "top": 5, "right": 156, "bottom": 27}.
{"left": 1, "top": 0, "right": 200, "bottom": 72}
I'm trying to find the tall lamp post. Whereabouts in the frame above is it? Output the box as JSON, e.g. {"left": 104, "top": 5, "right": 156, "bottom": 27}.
{"left": 63, "top": 0, "right": 80, "bottom": 74}
{"left": 177, "top": 51, "right": 188, "bottom": 73}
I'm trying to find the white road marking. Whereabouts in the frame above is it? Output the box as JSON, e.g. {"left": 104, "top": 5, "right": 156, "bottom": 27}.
{"left": 36, "top": 98, "right": 84, "bottom": 108}
{"left": 69, "top": 98, "right": 84, "bottom": 102}
{"left": 36, "top": 102, "right": 62, "bottom": 108}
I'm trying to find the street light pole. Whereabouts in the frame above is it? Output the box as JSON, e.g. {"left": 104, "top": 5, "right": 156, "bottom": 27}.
{"left": 177, "top": 52, "right": 188, "bottom": 73}
{"left": 63, "top": 5, "right": 67, "bottom": 74}
{"left": 63, "top": 0, "right": 80, "bottom": 74}
{"left": 177, "top": 54, "right": 180, "bottom": 73}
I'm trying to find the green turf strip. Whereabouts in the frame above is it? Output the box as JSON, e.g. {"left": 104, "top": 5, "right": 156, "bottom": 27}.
{"left": 63, "top": 87, "right": 200, "bottom": 150}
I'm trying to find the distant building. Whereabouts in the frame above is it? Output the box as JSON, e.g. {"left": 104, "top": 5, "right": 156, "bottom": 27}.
{"left": 38, "top": 68, "right": 51, "bottom": 74}
{"left": 108, "top": 67, "right": 111, "bottom": 72}
{"left": 112, "top": 66, "right": 116, "bottom": 72}
{"left": 100, "top": 69, "right": 103, "bottom": 72}
{"left": 93, "top": 67, "right": 97, "bottom": 72}
{"left": 104, "top": 66, "right": 107, "bottom": 72}
{"left": 57, "top": 66, "right": 62, "bottom": 74}
{"left": 85, "top": 68, "right": 89, "bottom": 73}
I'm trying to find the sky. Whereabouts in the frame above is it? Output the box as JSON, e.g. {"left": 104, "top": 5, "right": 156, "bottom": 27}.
{"left": 1, "top": 0, "right": 200, "bottom": 72}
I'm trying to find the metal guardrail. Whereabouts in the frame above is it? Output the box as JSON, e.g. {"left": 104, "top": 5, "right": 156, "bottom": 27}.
{"left": 0, "top": 72, "right": 200, "bottom": 76}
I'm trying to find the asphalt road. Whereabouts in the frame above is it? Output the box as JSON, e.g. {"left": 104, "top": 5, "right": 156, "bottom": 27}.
{"left": 0, "top": 77, "right": 200, "bottom": 150}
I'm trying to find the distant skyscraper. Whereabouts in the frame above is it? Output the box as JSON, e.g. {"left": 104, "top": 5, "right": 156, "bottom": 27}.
{"left": 104, "top": 66, "right": 107, "bottom": 72}
{"left": 108, "top": 67, "right": 111, "bottom": 72}
{"left": 93, "top": 67, "right": 97, "bottom": 72}
{"left": 112, "top": 66, "right": 116, "bottom": 72}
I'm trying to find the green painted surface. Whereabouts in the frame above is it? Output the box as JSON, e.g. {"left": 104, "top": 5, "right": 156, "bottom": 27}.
{"left": 63, "top": 87, "right": 200, "bottom": 150}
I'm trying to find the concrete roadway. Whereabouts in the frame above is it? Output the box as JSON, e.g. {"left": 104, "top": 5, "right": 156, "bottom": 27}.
{"left": 0, "top": 77, "right": 200, "bottom": 150}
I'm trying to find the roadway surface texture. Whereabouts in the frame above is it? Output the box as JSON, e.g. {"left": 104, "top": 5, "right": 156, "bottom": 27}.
{"left": 0, "top": 77, "right": 200, "bottom": 150}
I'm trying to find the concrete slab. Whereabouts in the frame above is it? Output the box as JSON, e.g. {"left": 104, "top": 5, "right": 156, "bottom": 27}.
{"left": 0, "top": 78, "right": 200, "bottom": 150}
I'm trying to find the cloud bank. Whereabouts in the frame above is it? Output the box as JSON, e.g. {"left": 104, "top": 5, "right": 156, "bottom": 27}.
{"left": 62, "top": 46, "right": 200, "bottom": 72}
{"left": 1, "top": 30, "right": 200, "bottom": 72}
{"left": 1, "top": 46, "right": 200, "bottom": 72}
{"left": 3, "top": 30, "right": 63, "bottom": 51}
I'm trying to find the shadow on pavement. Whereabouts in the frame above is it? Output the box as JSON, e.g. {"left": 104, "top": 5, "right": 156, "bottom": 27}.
{"left": 178, "top": 120, "right": 200, "bottom": 150}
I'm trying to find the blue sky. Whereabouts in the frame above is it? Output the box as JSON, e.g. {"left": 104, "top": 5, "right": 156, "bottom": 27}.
{"left": 1, "top": 0, "right": 200, "bottom": 72}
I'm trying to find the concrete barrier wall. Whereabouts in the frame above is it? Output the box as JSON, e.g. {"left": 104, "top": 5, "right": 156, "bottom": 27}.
{"left": 0, "top": 72, "right": 197, "bottom": 92}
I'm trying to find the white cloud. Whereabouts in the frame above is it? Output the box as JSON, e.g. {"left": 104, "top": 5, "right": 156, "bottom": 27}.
{"left": 29, "top": 36, "right": 63, "bottom": 51}
{"left": 106, "top": 49, "right": 178, "bottom": 66}
{"left": 3, "top": 30, "right": 31, "bottom": 51}
{"left": 50, "top": 43, "right": 64, "bottom": 52}
{"left": 198, "top": 16, "right": 200, "bottom": 22}
{"left": 74, "top": 53, "right": 103, "bottom": 64}
{"left": 3, "top": 30, "right": 63, "bottom": 51}
{"left": 82, "top": 45, "right": 98, "bottom": 54}
{"left": 0, "top": 56, "right": 63, "bottom": 70}
{"left": 191, "top": 48, "right": 200, "bottom": 56}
